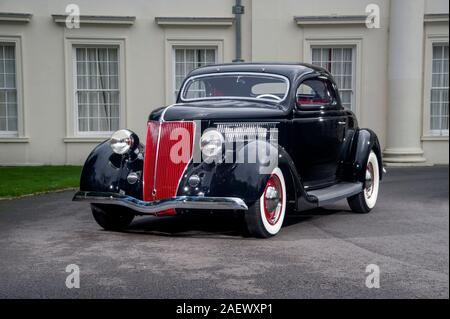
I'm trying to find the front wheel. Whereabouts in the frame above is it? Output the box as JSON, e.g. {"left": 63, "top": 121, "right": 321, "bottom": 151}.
{"left": 347, "top": 151, "right": 380, "bottom": 213}
{"left": 91, "top": 204, "right": 135, "bottom": 230}
{"left": 244, "top": 167, "right": 287, "bottom": 238}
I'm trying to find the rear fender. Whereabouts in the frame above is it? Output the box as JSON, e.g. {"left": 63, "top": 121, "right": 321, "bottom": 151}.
{"left": 350, "top": 129, "right": 384, "bottom": 182}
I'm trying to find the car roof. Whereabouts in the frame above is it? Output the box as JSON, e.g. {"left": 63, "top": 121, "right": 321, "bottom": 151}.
{"left": 187, "top": 62, "right": 329, "bottom": 81}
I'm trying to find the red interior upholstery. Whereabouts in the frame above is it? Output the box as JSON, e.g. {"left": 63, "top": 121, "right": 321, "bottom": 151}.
{"left": 297, "top": 97, "right": 330, "bottom": 105}
{"left": 212, "top": 89, "right": 225, "bottom": 96}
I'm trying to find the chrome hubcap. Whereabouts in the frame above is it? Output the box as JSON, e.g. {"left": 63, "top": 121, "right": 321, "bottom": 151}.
{"left": 265, "top": 186, "right": 280, "bottom": 212}
{"left": 365, "top": 162, "right": 374, "bottom": 198}
{"left": 264, "top": 175, "right": 283, "bottom": 225}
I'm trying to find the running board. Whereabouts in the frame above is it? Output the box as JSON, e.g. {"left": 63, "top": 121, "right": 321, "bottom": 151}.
{"left": 307, "top": 182, "right": 363, "bottom": 207}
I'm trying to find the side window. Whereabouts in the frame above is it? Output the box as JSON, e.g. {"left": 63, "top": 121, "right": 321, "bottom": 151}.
{"left": 296, "top": 78, "right": 337, "bottom": 107}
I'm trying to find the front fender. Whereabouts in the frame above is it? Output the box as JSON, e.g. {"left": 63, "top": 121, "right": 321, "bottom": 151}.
{"left": 177, "top": 141, "right": 315, "bottom": 209}
{"left": 351, "top": 128, "right": 384, "bottom": 182}
{"left": 177, "top": 141, "right": 276, "bottom": 206}
{"left": 79, "top": 141, "right": 144, "bottom": 200}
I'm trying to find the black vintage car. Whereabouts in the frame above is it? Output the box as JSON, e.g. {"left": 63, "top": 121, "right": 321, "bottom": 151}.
{"left": 73, "top": 63, "right": 383, "bottom": 238}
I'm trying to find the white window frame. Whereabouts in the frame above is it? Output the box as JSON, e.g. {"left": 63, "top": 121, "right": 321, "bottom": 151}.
{"left": 304, "top": 38, "right": 362, "bottom": 117}
{"left": 173, "top": 47, "right": 218, "bottom": 100}
{"left": 0, "top": 36, "right": 25, "bottom": 139}
{"left": 73, "top": 46, "right": 121, "bottom": 135}
{"left": 165, "top": 39, "right": 223, "bottom": 104}
{"left": 64, "top": 37, "right": 126, "bottom": 140}
{"left": 422, "top": 35, "right": 449, "bottom": 139}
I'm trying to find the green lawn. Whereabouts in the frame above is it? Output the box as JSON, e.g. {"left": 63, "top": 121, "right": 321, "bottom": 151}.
{"left": 0, "top": 166, "right": 82, "bottom": 199}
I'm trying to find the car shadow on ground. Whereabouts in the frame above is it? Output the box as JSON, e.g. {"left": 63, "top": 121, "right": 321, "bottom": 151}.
{"left": 121, "top": 207, "right": 351, "bottom": 239}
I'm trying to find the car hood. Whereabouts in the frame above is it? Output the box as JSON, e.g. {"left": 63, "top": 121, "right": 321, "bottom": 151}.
{"left": 150, "top": 99, "right": 288, "bottom": 122}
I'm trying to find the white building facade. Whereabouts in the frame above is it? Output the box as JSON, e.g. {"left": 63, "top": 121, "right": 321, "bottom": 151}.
{"left": 0, "top": 0, "right": 448, "bottom": 165}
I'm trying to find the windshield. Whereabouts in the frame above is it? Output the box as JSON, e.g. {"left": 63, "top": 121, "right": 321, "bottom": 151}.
{"left": 180, "top": 73, "right": 289, "bottom": 103}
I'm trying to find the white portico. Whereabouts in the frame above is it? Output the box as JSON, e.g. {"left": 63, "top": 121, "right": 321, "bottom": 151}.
{"left": 384, "top": 0, "right": 428, "bottom": 164}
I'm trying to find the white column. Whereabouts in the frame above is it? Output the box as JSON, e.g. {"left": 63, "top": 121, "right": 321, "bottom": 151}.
{"left": 383, "top": 0, "right": 426, "bottom": 164}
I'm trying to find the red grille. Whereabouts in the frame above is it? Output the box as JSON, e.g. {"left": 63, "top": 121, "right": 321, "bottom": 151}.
{"left": 143, "top": 121, "right": 160, "bottom": 201}
{"left": 143, "top": 121, "right": 195, "bottom": 214}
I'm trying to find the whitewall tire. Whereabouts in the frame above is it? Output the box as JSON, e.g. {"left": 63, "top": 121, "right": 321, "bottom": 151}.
{"left": 347, "top": 151, "right": 380, "bottom": 213}
{"left": 245, "top": 167, "right": 287, "bottom": 238}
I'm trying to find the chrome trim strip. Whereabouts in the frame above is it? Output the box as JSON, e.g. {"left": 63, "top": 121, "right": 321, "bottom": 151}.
{"left": 215, "top": 122, "right": 279, "bottom": 143}
{"left": 152, "top": 103, "right": 179, "bottom": 197}
{"left": 152, "top": 122, "right": 162, "bottom": 199}
{"left": 214, "top": 121, "right": 280, "bottom": 126}
{"left": 179, "top": 72, "right": 291, "bottom": 103}
{"left": 73, "top": 191, "right": 248, "bottom": 214}
{"left": 160, "top": 103, "right": 178, "bottom": 122}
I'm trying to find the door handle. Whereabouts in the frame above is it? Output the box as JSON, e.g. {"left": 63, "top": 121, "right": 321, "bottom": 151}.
{"left": 338, "top": 121, "right": 346, "bottom": 125}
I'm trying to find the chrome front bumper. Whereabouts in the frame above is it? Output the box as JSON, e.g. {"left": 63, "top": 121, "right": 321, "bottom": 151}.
{"left": 72, "top": 191, "right": 248, "bottom": 215}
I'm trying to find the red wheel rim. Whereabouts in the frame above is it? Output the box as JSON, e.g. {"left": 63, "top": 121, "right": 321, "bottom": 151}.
{"left": 263, "top": 174, "right": 283, "bottom": 225}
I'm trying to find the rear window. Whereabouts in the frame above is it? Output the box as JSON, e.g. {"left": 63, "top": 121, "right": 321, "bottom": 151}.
{"left": 180, "top": 73, "right": 289, "bottom": 103}
{"left": 296, "top": 78, "right": 337, "bottom": 106}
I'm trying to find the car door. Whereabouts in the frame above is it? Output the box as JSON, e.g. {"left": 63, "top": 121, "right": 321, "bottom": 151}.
{"left": 291, "top": 75, "right": 348, "bottom": 189}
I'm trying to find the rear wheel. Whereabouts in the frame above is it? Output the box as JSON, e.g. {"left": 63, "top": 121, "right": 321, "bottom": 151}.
{"left": 245, "top": 167, "right": 287, "bottom": 238}
{"left": 347, "top": 151, "right": 380, "bottom": 213}
{"left": 91, "top": 204, "right": 135, "bottom": 230}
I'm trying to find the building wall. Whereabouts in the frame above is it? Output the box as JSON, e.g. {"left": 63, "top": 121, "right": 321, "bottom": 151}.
{"left": 422, "top": 16, "right": 449, "bottom": 164}
{"left": 251, "top": 0, "right": 391, "bottom": 156}
{"left": 0, "top": 0, "right": 448, "bottom": 165}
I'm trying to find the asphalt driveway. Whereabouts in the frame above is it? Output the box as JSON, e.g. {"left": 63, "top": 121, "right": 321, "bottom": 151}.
{"left": 0, "top": 167, "right": 448, "bottom": 298}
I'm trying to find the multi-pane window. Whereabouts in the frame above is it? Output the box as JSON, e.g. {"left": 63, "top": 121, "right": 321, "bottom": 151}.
{"left": 311, "top": 47, "right": 355, "bottom": 110}
{"left": 174, "top": 48, "right": 216, "bottom": 99}
{"left": 75, "top": 47, "right": 120, "bottom": 133}
{"left": 0, "top": 44, "right": 17, "bottom": 134}
{"left": 430, "top": 44, "right": 449, "bottom": 135}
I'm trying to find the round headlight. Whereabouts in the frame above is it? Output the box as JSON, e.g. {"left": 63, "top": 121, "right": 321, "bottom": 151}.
{"left": 200, "top": 129, "right": 224, "bottom": 159}
{"left": 110, "top": 129, "right": 135, "bottom": 155}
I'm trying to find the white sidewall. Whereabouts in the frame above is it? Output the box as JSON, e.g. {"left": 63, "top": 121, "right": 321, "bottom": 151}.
{"left": 259, "top": 167, "right": 287, "bottom": 235}
{"left": 365, "top": 151, "right": 380, "bottom": 209}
